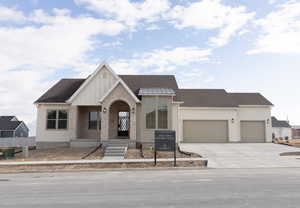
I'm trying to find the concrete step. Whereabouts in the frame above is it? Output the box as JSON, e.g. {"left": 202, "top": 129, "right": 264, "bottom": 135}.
{"left": 104, "top": 152, "right": 126, "bottom": 157}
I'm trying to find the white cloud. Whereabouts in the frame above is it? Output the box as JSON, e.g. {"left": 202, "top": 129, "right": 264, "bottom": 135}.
{"left": 166, "top": 0, "right": 255, "bottom": 47}
{"left": 111, "top": 47, "right": 211, "bottom": 74}
{"left": 248, "top": 1, "right": 300, "bottom": 54}
{"left": 146, "top": 24, "right": 161, "bottom": 31}
{"left": 75, "top": 0, "right": 170, "bottom": 28}
{"left": 0, "top": 6, "right": 26, "bottom": 23}
{"left": 0, "top": 8, "right": 125, "bottom": 134}
{"left": 268, "top": 0, "right": 277, "bottom": 5}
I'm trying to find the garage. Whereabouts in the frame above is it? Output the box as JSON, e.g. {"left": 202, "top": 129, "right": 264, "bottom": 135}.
{"left": 240, "top": 121, "right": 265, "bottom": 143}
{"left": 183, "top": 120, "right": 228, "bottom": 143}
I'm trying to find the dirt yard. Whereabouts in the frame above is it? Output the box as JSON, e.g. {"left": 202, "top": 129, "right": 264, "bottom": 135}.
{"left": 10, "top": 147, "right": 104, "bottom": 161}
{"left": 1, "top": 147, "right": 200, "bottom": 162}
{"left": 125, "top": 149, "right": 201, "bottom": 159}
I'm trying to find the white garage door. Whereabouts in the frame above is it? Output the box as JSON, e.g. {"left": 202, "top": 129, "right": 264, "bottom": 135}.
{"left": 241, "top": 121, "right": 265, "bottom": 143}
{"left": 183, "top": 120, "right": 228, "bottom": 143}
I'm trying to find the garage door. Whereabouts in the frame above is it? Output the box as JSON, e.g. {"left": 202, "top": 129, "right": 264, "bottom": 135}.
{"left": 183, "top": 120, "right": 228, "bottom": 143}
{"left": 240, "top": 121, "right": 265, "bottom": 143}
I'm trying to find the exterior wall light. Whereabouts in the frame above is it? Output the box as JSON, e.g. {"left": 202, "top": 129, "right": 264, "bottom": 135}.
{"left": 231, "top": 118, "right": 234, "bottom": 123}
{"left": 103, "top": 107, "right": 107, "bottom": 113}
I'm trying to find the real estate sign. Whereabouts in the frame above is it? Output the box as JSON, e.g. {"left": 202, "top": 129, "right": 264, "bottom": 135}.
{"left": 154, "top": 130, "right": 176, "bottom": 166}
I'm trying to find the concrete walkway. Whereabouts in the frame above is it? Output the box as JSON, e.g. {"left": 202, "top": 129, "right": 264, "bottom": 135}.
{"left": 0, "top": 157, "right": 206, "bottom": 166}
{"left": 180, "top": 143, "right": 300, "bottom": 168}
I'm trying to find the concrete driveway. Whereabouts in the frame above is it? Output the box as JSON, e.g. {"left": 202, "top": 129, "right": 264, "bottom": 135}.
{"left": 180, "top": 143, "right": 300, "bottom": 168}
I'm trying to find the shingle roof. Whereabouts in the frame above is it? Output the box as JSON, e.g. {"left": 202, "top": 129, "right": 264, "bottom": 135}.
{"left": 272, "top": 116, "right": 291, "bottom": 128}
{"left": 175, "top": 89, "right": 238, "bottom": 107}
{"left": 34, "top": 74, "right": 273, "bottom": 108}
{"left": 119, "top": 75, "right": 178, "bottom": 96}
{"left": 35, "top": 75, "right": 179, "bottom": 103}
{"left": 0, "top": 120, "right": 22, "bottom": 131}
{"left": 229, "top": 93, "right": 273, "bottom": 106}
{"left": 138, "top": 88, "right": 175, "bottom": 96}
{"left": 0, "top": 116, "right": 15, "bottom": 121}
{"left": 35, "top": 79, "right": 85, "bottom": 103}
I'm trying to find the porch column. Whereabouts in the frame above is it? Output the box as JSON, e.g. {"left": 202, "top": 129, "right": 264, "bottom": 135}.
{"left": 69, "top": 105, "right": 78, "bottom": 140}
{"left": 101, "top": 106, "right": 109, "bottom": 141}
{"left": 129, "top": 103, "right": 137, "bottom": 141}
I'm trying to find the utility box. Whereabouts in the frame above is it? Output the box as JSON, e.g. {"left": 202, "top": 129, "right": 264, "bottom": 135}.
{"left": 0, "top": 148, "right": 15, "bottom": 159}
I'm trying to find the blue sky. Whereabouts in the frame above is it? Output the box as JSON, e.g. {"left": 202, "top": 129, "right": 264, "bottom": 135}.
{"left": 0, "top": 0, "right": 299, "bottom": 134}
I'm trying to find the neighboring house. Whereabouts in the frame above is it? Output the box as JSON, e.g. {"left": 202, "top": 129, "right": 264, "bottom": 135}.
{"left": 271, "top": 116, "right": 292, "bottom": 139}
{"left": 35, "top": 63, "right": 273, "bottom": 148}
{"left": 0, "top": 116, "right": 29, "bottom": 138}
{"left": 292, "top": 126, "right": 300, "bottom": 139}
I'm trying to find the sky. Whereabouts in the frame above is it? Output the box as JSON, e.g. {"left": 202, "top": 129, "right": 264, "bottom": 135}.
{"left": 0, "top": 0, "right": 299, "bottom": 135}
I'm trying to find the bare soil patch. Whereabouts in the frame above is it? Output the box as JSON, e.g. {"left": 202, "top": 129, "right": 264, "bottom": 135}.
{"left": 280, "top": 152, "right": 300, "bottom": 156}
{"left": 0, "top": 160, "right": 206, "bottom": 173}
{"left": 6, "top": 147, "right": 104, "bottom": 162}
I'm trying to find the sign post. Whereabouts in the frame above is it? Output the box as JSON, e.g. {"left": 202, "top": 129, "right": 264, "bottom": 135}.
{"left": 154, "top": 130, "right": 176, "bottom": 167}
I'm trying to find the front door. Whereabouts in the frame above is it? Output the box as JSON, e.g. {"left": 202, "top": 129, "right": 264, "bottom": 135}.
{"left": 118, "top": 111, "right": 129, "bottom": 137}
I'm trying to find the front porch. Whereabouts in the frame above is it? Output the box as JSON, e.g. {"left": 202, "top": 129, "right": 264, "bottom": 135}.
{"left": 71, "top": 99, "right": 136, "bottom": 147}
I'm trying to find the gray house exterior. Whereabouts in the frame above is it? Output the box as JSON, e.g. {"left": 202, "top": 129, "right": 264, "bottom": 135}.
{"left": 0, "top": 116, "right": 29, "bottom": 138}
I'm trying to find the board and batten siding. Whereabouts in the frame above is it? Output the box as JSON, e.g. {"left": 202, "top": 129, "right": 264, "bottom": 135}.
{"left": 72, "top": 66, "right": 118, "bottom": 106}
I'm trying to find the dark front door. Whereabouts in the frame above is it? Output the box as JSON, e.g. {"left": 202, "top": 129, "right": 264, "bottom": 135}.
{"left": 118, "top": 111, "right": 129, "bottom": 137}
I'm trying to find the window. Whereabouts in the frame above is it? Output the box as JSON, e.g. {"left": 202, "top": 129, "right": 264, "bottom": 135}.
{"left": 89, "top": 112, "right": 98, "bottom": 129}
{"left": 88, "top": 111, "right": 101, "bottom": 130}
{"left": 145, "top": 97, "right": 169, "bottom": 129}
{"left": 158, "top": 98, "right": 168, "bottom": 129}
{"left": 0, "top": 131, "right": 14, "bottom": 138}
{"left": 145, "top": 98, "right": 156, "bottom": 129}
{"left": 47, "top": 110, "right": 57, "bottom": 129}
{"left": 46, "top": 110, "right": 68, "bottom": 130}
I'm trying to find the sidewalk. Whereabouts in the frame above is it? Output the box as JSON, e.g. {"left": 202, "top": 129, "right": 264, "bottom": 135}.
{"left": 0, "top": 157, "right": 207, "bottom": 166}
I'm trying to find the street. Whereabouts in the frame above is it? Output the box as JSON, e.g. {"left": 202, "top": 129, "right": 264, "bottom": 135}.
{"left": 1, "top": 168, "right": 300, "bottom": 208}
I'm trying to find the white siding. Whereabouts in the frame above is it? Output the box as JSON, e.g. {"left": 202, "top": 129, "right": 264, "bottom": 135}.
{"left": 72, "top": 66, "right": 118, "bottom": 106}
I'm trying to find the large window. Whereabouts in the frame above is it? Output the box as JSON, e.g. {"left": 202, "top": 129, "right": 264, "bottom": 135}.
{"left": 46, "top": 110, "right": 68, "bottom": 130}
{"left": 88, "top": 111, "right": 101, "bottom": 129}
{"left": 158, "top": 99, "right": 168, "bottom": 129}
{"left": 145, "top": 97, "right": 169, "bottom": 129}
{"left": 145, "top": 100, "right": 156, "bottom": 129}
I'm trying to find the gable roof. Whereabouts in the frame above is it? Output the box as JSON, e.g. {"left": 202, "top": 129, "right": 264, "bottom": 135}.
{"left": 34, "top": 63, "right": 272, "bottom": 107}
{"left": 272, "top": 116, "right": 291, "bottom": 128}
{"left": 35, "top": 74, "right": 179, "bottom": 103}
{"left": 0, "top": 116, "right": 24, "bottom": 131}
{"left": 66, "top": 63, "right": 120, "bottom": 103}
{"left": 99, "top": 80, "right": 141, "bottom": 103}
{"left": 175, "top": 89, "right": 238, "bottom": 107}
{"left": 228, "top": 93, "right": 273, "bottom": 106}
{"left": 119, "top": 75, "right": 178, "bottom": 96}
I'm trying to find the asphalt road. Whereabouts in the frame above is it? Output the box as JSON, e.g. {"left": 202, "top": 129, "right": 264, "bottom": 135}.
{"left": 1, "top": 168, "right": 300, "bottom": 208}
